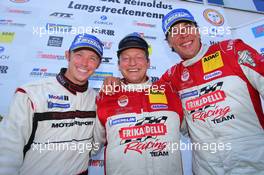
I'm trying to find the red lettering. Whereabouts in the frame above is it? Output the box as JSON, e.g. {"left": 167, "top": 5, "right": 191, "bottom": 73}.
{"left": 124, "top": 140, "right": 167, "bottom": 154}
{"left": 186, "top": 90, "right": 226, "bottom": 111}
{"left": 192, "top": 106, "right": 231, "bottom": 122}
{"left": 119, "top": 124, "right": 167, "bottom": 140}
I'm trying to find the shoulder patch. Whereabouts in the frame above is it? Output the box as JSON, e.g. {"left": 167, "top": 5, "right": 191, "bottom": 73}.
{"left": 238, "top": 50, "right": 256, "bottom": 67}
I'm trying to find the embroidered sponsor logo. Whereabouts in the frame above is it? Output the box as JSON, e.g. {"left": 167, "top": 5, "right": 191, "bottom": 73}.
{"left": 238, "top": 50, "right": 256, "bottom": 67}
{"left": 181, "top": 68, "right": 190, "bottom": 82}
{"left": 48, "top": 102, "right": 70, "bottom": 109}
{"left": 109, "top": 117, "right": 136, "bottom": 126}
{"left": 119, "top": 123, "right": 167, "bottom": 140}
{"left": 48, "top": 94, "right": 69, "bottom": 101}
{"left": 151, "top": 104, "right": 168, "bottom": 110}
{"left": 149, "top": 90, "right": 167, "bottom": 104}
{"left": 203, "top": 70, "right": 222, "bottom": 80}
{"left": 192, "top": 106, "right": 231, "bottom": 122}
{"left": 202, "top": 51, "right": 223, "bottom": 73}
{"left": 186, "top": 90, "right": 226, "bottom": 111}
{"left": 180, "top": 90, "right": 198, "bottom": 99}
{"left": 51, "top": 121, "right": 93, "bottom": 128}
{"left": 117, "top": 95, "right": 128, "bottom": 107}
{"left": 120, "top": 116, "right": 169, "bottom": 155}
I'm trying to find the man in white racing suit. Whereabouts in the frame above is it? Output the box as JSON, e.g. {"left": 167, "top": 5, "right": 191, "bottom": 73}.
{"left": 0, "top": 33, "right": 104, "bottom": 175}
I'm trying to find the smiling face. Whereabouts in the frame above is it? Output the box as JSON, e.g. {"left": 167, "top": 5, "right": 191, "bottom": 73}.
{"left": 167, "top": 21, "right": 201, "bottom": 61}
{"left": 65, "top": 48, "right": 100, "bottom": 85}
{"left": 118, "top": 48, "right": 149, "bottom": 84}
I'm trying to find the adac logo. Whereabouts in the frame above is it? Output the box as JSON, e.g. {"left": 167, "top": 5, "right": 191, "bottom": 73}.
{"left": 203, "top": 9, "right": 224, "bottom": 26}
{"left": 94, "top": 15, "right": 113, "bottom": 26}
{"left": 202, "top": 51, "right": 224, "bottom": 73}
{"left": 0, "top": 32, "right": 15, "bottom": 43}
{"left": 10, "top": 0, "right": 29, "bottom": 3}
{"left": 149, "top": 90, "right": 167, "bottom": 104}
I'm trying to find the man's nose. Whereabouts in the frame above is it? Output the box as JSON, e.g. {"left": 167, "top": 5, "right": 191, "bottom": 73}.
{"left": 128, "top": 57, "right": 136, "bottom": 66}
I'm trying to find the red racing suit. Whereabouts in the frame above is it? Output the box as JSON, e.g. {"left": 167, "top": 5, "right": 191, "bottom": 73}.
{"left": 0, "top": 68, "right": 98, "bottom": 175}
{"left": 94, "top": 80, "right": 183, "bottom": 175}
{"left": 160, "top": 39, "right": 264, "bottom": 174}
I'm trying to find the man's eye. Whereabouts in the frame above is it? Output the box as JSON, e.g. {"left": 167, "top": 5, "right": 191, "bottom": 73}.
{"left": 136, "top": 56, "right": 145, "bottom": 60}
{"left": 90, "top": 57, "right": 98, "bottom": 61}
{"left": 121, "top": 57, "right": 129, "bottom": 61}
{"left": 75, "top": 54, "right": 82, "bottom": 58}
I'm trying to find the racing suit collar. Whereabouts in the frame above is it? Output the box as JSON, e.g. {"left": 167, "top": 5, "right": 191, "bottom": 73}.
{"left": 56, "top": 68, "right": 88, "bottom": 95}
{"left": 182, "top": 43, "right": 209, "bottom": 67}
{"left": 121, "top": 77, "right": 152, "bottom": 91}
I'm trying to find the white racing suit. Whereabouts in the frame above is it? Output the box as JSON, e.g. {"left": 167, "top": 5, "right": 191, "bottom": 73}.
{"left": 0, "top": 68, "right": 98, "bottom": 175}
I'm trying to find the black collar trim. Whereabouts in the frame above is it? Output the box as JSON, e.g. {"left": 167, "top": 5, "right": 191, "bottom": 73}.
{"left": 56, "top": 68, "right": 88, "bottom": 94}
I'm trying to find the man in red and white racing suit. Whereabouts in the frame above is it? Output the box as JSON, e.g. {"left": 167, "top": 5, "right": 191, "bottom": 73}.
{"left": 161, "top": 8, "right": 264, "bottom": 174}
{"left": 94, "top": 33, "right": 184, "bottom": 175}
{"left": 0, "top": 33, "right": 104, "bottom": 175}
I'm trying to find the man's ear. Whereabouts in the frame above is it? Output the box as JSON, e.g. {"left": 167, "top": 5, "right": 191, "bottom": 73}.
{"left": 147, "top": 59, "right": 150, "bottom": 68}
{"left": 65, "top": 50, "right": 70, "bottom": 62}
